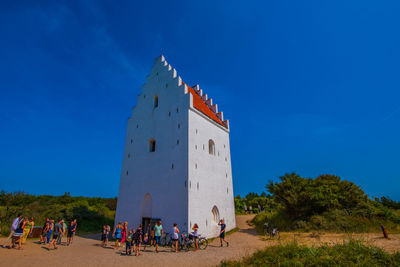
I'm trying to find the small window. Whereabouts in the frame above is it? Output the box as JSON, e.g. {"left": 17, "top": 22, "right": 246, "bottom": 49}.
{"left": 227, "top": 188, "right": 228, "bottom": 194}
{"left": 195, "top": 145, "right": 197, "bottom": 150}
{"left": 130, "top": 139, "right": 133, "bottom": 144}
{"left": 218, "top": 151, "right": 220, "bottom": 156}
{"left": 171, "top": 164, "right": 174, "bottom": 169}
{"left": 176, "top": 108, "right": 179, "bottom": 113}
{"left": 208, "top": 140, "right": 215, "bottom": 155}
{"left": 166, "top": 83, "right": 168, "bottom": 88}
{"left": 190, "top": 181, "right": 191, "bottom": 189}
{"left": 225, "top": 157, "right": 227, "bottom": 162}
{"left": 226, "top": 173, "right": 228, "bottom": 178}
{"left": 196, "top": 129, "right": 198, "bottom": 134}
{"left": 203, "top": 144, "right": 205, "bottom": 150}
{"left": 197, "top": 182, "right": 199, "bottom": 190}
{"left": 168, "top": 111, "right": 171, "bottom": 117}
{"left": 143, "top": 95, "right": 146, "bottom": 98}
{"left": 178, "top": 123, "right": 180, "bottom": 129}
{"left": 224, "top": 144, "right": 226, "bottom": 148}
{"left": 126, "top": 170, "right": 128, "bottom": 175}
{"left": 128, "top": 153, "right": 130, "bottom": 158}
{"left": 195, "top": 163, "right": 197, "bottom": 169}
{"left": 177, "top": 139, "right": 179, "bottom": 145}
{"left": 154, "top": 95, "right": 159, "bottom": 108}
{"left": 156, "top": 72, "right": 158, "bottom": 76}
{"left": 136, "top": 124, "right": 139, "bottom": 128}
{"left": 149, "top": 139, "right": 156, "bottom": 152}
{"left": 185, "top": 180, "right": 187, "bottom": 188}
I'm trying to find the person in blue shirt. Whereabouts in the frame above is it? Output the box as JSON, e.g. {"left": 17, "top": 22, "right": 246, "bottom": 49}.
{"left": 218, "top": 219, "right": 229, "bottom": 247}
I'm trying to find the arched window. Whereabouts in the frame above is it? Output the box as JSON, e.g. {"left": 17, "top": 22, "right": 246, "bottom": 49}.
{"left": 208, "top": 139, "right": 215, "bottom": 155}
{"left": 149, "top": 139, "right": 156, "bottom": 152}
{"left": 211, "top": 206, "right": 220, "bottom": 224}
{"left": 154, "top": 95, "right": 159, "bottom": 108}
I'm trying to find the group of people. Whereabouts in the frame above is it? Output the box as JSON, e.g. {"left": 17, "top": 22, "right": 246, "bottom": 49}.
{"left": 243, "top": 204, "right": 264, "bottom": 214}
{"left": 2, "top": 213, "right": 78, "bottom": 250}
{"left": 40, "top": 217, "right": 77, "bottom": 249}
{"left": 2, "top": 214, "right": 35, "bottom": 250}
{"left": 104, "top": 219, "right": 229, "bottom": 255}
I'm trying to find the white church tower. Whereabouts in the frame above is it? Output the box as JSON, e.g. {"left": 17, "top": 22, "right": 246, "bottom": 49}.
{"left": 115, "top": 55, "right": 236, "bottom": 238}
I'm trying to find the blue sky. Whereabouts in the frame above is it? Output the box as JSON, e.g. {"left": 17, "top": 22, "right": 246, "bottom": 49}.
{"left": 1, "top": 0, "right": 399, "bottom": 199}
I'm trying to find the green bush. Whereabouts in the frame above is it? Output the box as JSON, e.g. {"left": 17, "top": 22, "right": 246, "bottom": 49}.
{"left": 220, "top": 240, "right": 400, "bottom": 266}
{"left": 0, "top": 191, "right": 116, "bottom": 236}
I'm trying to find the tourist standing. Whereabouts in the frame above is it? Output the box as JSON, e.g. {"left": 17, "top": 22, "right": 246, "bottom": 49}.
{"left": 101, "top": 225, "right": 109, "bottom": 247}
{"left": 22, "top": 217, "right": 34, "bottom": 244}
{"left": 47, "top": 220, "right": 54, "bottom": 244}
{"left": 112, "top": 221, "right": 123, "bottom": 249}
{"left": 171, "top": 223, "right": 179, "bottom": 253}
{"left": 218, "top": 219, "right": 229, "bottom": 247}
{"left": 153, "top": 220, "right": 163, "bottom": 253}
{"left": 48, "top": 219, "right": 63, "bottom": 250}
{"left": 121, "top": 221, "right": 128, "bottom": 244}
{"left": 244, "top": 204, "right": 247, "bottom": 214}
{"left": 192, "top": 223, "right": 199, "bottom": 251}
{"left": 67, "top": 221, "right": 74, "bottom": 245}
{"left": 41, "top": 218, "right": 50, "bottom": 244}
{"left": 134, "top": 224, "right": 143, "bottom": 256}
{"left": 2, "top": 213, "right": 21, "bottom": 248}
{"left": 12, "top": 217, "right": 27, "bottom": 250}
{"left": 56, "top": 219, "right": 65, "bottom": 245}
{"left": 70, "top": 219, "right": 77, "bottom": 244}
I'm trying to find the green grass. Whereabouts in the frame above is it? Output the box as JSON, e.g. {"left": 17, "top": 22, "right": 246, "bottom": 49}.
{"left": 220, "top": 239, "right": 400, "bottom": 267}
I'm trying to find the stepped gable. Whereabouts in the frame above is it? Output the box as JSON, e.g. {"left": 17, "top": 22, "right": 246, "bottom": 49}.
{"left": 156, "top": 55, "right": 228, "bottom": 129}
{"left": 186, "top": 84, "right": 226, "bottom": 128}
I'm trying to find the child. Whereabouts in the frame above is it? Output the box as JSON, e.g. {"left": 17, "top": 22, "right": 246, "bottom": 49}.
{"left": 125, "top": 230, "right": 133, "bottom": 255}
{"left": 143, "top": 233, "right": 149, "bottom": 251}
{"left": 101, "top": 225, "right": 108, "bottom": 247}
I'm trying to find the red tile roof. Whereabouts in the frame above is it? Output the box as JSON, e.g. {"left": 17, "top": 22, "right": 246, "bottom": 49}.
{"left": 186, "top": 84, "right": 227, "bottom": 128}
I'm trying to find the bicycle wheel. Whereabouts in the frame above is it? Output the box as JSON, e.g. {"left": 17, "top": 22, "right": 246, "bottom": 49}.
{"left": 198, "top": 238, "right": 208, "bottom": 250}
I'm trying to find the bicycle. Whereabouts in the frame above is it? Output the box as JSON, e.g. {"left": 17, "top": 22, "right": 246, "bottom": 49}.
{"left": 160, "top": 232, "right": 172, "bottom": 246}
{"left": 179, "top": 232, "right": 208, "bottom": 251}
{"left": 263, "top": 222, "right": 280, "bottom": 240}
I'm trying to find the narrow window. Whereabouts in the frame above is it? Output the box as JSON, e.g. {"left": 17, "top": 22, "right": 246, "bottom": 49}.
{"left": 128, "top": 153, "right": 130, "bottom": 159}
{"left": 176, "top": 108, "right": 179, "bottom": 113}
{"left": 196, "top": 129, "right": 198, "bottom": 134}
{"left": 208, "top": 139, "right": 215, "bottom": 155}
{"left": 126, "top": 170, "right": 128, "bottom": 175}
{"left": 195, "top": 145, "right": 197, "bottom": 150}
{"left": 203, "top": 144, "right": 205, "bottom": 150}
{"left": 149, "top": 139, "right": 156, "bottom": 152}
{"left": 185, "top": 181, "right": 187, "bottom": 188}
{"left": 136, "top": 124, "right": 139, "bottom": 128}
{"left": 178, "top": 123, "right": 180, "bottom": 129}
{"left": 154, "top": 95, "right": 159, "bottom": 108}
{"left": 168, "top": 111, "right": 171, "bottom": 117}
{"left": 171, "top": 163, "right": 174, "bottom": 169}
{"left": 197, "top": 182, "right": 199, "bottom": 190}
{"left": 165, "top": 83, "right": 168, "bottom": 88}
{"left": 195, "top": 163, "right": 197, "bottom": 169}
{"left": 177, "top": 139, "right": 179, "bottom": 145}
{"left": 130, "top": 139, "right": 133, "bottom": 144}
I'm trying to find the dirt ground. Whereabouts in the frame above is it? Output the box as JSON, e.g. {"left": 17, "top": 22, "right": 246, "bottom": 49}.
{"left": 0, "top": 215, "right": 399, "bottom": 267}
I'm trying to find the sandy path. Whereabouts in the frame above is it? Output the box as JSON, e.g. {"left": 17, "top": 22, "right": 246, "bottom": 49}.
{"left": 0, "top": 215, "right": 265, "bottom": 267}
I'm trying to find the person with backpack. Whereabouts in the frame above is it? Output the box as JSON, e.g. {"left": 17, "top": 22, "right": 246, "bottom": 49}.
{"left": 48, "top": 218, "right": 63, "bottom": 250}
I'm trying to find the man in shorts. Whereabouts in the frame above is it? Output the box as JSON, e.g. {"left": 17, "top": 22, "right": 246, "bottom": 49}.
{"left": 2, "top": 213, "right": 21, "bottom": 248}
{"left": 41, "top": 218, "right": 50, "bottom": 244}
{"left": 67, "top": 221, "right": 75, "bottom": 246}
{"left": 218, "top": 219, "right": 229, "bottom": 247}
{"left": 48, "top": 219, "right": 63, "bottom": 250}
{"left": 153, "top": 220, "right": 163, "bottom": 253}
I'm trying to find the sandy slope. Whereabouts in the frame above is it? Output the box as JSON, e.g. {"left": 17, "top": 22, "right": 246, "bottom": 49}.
{"left": 1, "top": 215, "right": 399, "bottom": 267}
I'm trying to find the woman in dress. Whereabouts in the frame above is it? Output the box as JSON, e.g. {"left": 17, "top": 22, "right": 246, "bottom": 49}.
{"left": 22, "top": 217, "right": 34, "bottom": 244}
{"left": 12, "top": 217, "right": 27, "bottom": 250}
{"left": 121, "top": 221, "right": 128, "bottom": 243}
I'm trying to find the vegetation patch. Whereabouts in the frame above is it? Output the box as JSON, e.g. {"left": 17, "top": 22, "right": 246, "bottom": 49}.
{"left": 220, "top": 239, "right": 400, "bottom": 267}
{"left": 235, "top": 173, "right": 400, "bottom": 233}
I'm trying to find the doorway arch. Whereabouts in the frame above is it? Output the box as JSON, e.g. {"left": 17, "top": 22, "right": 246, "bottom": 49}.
{"left": 142, "top": 193, "right": 152, "bottom": 218}
{"left": 211, "top": 205, "right": 220, "bottom": 224}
